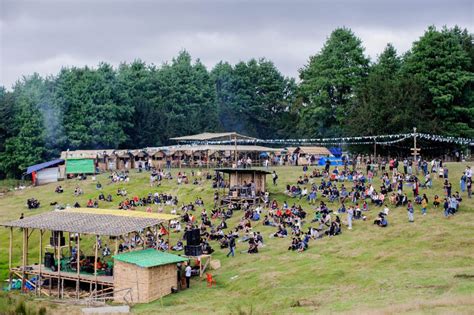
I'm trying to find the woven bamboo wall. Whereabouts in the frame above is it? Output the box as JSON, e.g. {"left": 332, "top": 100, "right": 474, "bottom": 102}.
{"left": 114, "top": 260, "right": 178, "bottom": 304}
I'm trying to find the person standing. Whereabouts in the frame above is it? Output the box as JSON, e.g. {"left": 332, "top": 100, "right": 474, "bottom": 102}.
{"left": 467, "top": 178, "right": 472, "bottom": 199}
{"left": 421, "top": 194, "right": 428, "bottom": 216}
{"left": 272, "top": 171, "right": 278, "bottom": 185}
{"left": 407, "top": 200, "right": 414, "bottom": 222}
{"left": 347, "top": 206, "right": 354, "bottom": 230}
{"left": 460, "top": 172, "right": 467, "bottom": 193}
{"left": 227, "top": 235, "right": 236, "bottom": 257}
{"left": 185, "top": 263, "right": 192, "bottom": 289}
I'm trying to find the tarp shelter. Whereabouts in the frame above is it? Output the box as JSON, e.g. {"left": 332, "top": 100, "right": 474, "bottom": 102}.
{"left": 26, "top": 159, "right": 64, "bottom": 185}
{"left": 318, "top": 156, "right": 344, "bottom": 166}
{"left": 329, "top": 147, "right": 343, "bottom": 158}
{"left": 113, "top": 249, "right": 188, "bottom": 303}
{"left": 66, "top": 158, "right": 95, "bottom": 174}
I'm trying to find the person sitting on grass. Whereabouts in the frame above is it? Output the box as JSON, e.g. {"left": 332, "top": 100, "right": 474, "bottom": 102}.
{"left": 273, "top": 225, "right": 288, "bottom": 238}
{"left": 247, "top": 237, "right": 258, "bottom": 254}
{"left": 27, "top": 198, "right": 40, "bottom": 209}
{"left": 55, "top": 185, "right": 64, "bottom": 193}
{"left": 172, "top": 240, "right": 184, "bottom": 251}
{"left": 373, "top": 212, "right": 388, "bottom": 227}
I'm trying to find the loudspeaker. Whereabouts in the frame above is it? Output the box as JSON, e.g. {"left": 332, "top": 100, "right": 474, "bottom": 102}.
{"left": 50, "top": 231, "right": 65, "bottom": 246}
{"left": 44, "top": 252, "right": 54, "bottom": 268}
{"left": 186, "top": 229, "right": 201, "bottom": 246}
{"left": 184, "top": 245, "right": 202, "bottom": 256}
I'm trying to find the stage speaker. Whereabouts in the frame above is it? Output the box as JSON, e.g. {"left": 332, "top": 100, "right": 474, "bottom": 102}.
{"left": 44, "top": 252, "right": 54, "bottom": 268}
{"left": 184, "top": 245, "right": 202, "bottom": 256}
{"left": 186, "top": 229, "right": 201, "bottom": 246}
{"left": 50, "top": 231, "right": 65, "bottom": 246}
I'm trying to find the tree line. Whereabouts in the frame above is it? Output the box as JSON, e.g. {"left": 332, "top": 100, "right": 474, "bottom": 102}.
{"left": 0, "top": 25, "right": 473, "bottom": 178}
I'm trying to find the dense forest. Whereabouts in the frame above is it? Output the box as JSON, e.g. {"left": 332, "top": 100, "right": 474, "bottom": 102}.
{"left": 0, "top": 26, "right": 473, "bottom": 178}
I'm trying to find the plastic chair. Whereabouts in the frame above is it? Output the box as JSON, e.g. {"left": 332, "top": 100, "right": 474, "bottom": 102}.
{"left": 206, "top": 273, "right": 216, "bottom": 287}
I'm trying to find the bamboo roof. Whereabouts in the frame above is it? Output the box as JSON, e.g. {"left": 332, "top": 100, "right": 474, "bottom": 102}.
{"left": 1, "top": 208, "right": 178, "bottom": 236}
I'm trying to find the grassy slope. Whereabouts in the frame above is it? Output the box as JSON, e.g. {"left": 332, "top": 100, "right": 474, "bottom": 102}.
{"left": 0, "top": 163, "right": 473, "bottom": 314}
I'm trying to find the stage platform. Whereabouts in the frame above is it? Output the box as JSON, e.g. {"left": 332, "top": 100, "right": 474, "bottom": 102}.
{"left": 11, "top": 264, "right": 114, "bottom": 286}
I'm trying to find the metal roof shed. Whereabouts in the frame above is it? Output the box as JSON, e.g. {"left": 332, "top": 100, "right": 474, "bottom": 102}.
{"left": 113, "top": 249, "right": 188, "bottom": 303}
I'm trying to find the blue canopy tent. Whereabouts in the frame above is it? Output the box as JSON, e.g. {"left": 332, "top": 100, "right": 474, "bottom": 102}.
{"left": 318, "top": 156, "right": 344, "bottom": 166}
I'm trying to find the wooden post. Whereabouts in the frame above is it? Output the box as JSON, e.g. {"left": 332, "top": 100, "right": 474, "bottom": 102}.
{"left": 167, "top": 221, "right": 171, "bottom": 252}
{"left": 38, "top": 230, "right": 43, "bottom": 296}
{"left": 94, "top": 235, "right": 99, "bottom": 291}
{"left": 8, "top": 227, "right": 12, "bottom": 289}
{"left": 154, "top": 226, "right": 159, "bottom": 250}
{"left": 115, "top": 236, "right": 119, "bottom": 255}
{"left": 21, "top": 228, "right": 28, "bottom": 293}
{"left": 76, "top": 233, "right": 80, "bottom": 299}
{"left": 57, "top": 232, "right": 61, "bottom": 297}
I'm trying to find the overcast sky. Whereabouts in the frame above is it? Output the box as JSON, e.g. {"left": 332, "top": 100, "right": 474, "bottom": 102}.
{"left": 1, "top": 0, "right": 472, "bottom": 89}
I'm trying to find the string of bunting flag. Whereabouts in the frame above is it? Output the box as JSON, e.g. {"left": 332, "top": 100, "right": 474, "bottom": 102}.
{"left": 183, "top": 132, "right": 473, "bottom": 146}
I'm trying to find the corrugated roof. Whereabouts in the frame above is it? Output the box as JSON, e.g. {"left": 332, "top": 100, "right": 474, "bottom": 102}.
{"left": 149, "top": 144, "right": 281, "bottom": 153}
{"left": 60, "top": 150, "right": 115, "bottom": 159}
{"left": 1, "top": 210, "right": 166, "bottom": 236}
{"left": 215, "top": 168, "right": 271, "bottom": 175}
{"left": 287, "top": 146, "right": 331, "bottom": 155}
{"left": 113, "top": 249, "right": 187, "bottom": 268}
{"left": 26, "top": 159, "right": 64, "bottom": 175}
{"left": 170, "top": 132, "right": 256, "bottom": 141}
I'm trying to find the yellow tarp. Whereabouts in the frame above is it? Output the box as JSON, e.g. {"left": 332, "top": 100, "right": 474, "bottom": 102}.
{"left": 66, "top": 208, "right": 179, "bottom": 221}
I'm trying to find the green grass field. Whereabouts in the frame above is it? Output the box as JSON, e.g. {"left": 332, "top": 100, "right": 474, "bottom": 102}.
{"left": 0, "top": 163, "right": 473, "bottom": 314}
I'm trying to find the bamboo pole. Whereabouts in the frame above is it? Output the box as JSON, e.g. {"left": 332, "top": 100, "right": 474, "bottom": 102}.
{"left": 76, "top": 233, "right": 80, "bottom": 299}
{"left": 21, "top": 228, "right": 27, "bottom": 293}
{"left": 94, "top": 235, "right": 99, "bottom": 292}
{"left": 8, "top": 227, "right": 12, "bottom": 289}
{"left": 38, "top": 230, "right": 43, "bottom": 296}
{"left": 115, "top": 236, "right": 119, "bottom": 255}
{"left": 167, "top": 221, "right": 170, "bottom": 252}
{"left": 57, "top": 232, "right": 61, "bottom": 297}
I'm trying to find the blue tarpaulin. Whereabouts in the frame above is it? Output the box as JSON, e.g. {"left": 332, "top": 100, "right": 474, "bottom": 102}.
{"left": 26, "top": 159, "right": 64, "bottom": 175}
{"left": 318, "top": 156, "right": 344, "bottom": 166}
{"left": 329, "top": 147, "right": 342, "bottom": 157}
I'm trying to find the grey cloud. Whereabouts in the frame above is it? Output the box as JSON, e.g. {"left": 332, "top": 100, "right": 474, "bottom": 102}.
{"left": 1, "top": 0, "right": 473, "bottom": 88}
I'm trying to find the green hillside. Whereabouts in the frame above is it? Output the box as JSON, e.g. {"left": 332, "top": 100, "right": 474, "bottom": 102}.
{"left": 0, "top": 163, "right": 473, "bottom": 314}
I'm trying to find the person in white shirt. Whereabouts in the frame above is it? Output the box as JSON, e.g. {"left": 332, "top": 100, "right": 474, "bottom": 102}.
{"left": 185, "top": 263, "right": 192, "bottom": 288}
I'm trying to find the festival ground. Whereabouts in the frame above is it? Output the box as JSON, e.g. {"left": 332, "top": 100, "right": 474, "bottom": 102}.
{"left": 0, "top": 163, "right": 473, "bottom": 314}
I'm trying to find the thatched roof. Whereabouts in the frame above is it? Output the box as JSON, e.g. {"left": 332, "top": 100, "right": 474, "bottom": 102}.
{"left": 1, "top": 208, "right": 178, "bottom": 236}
